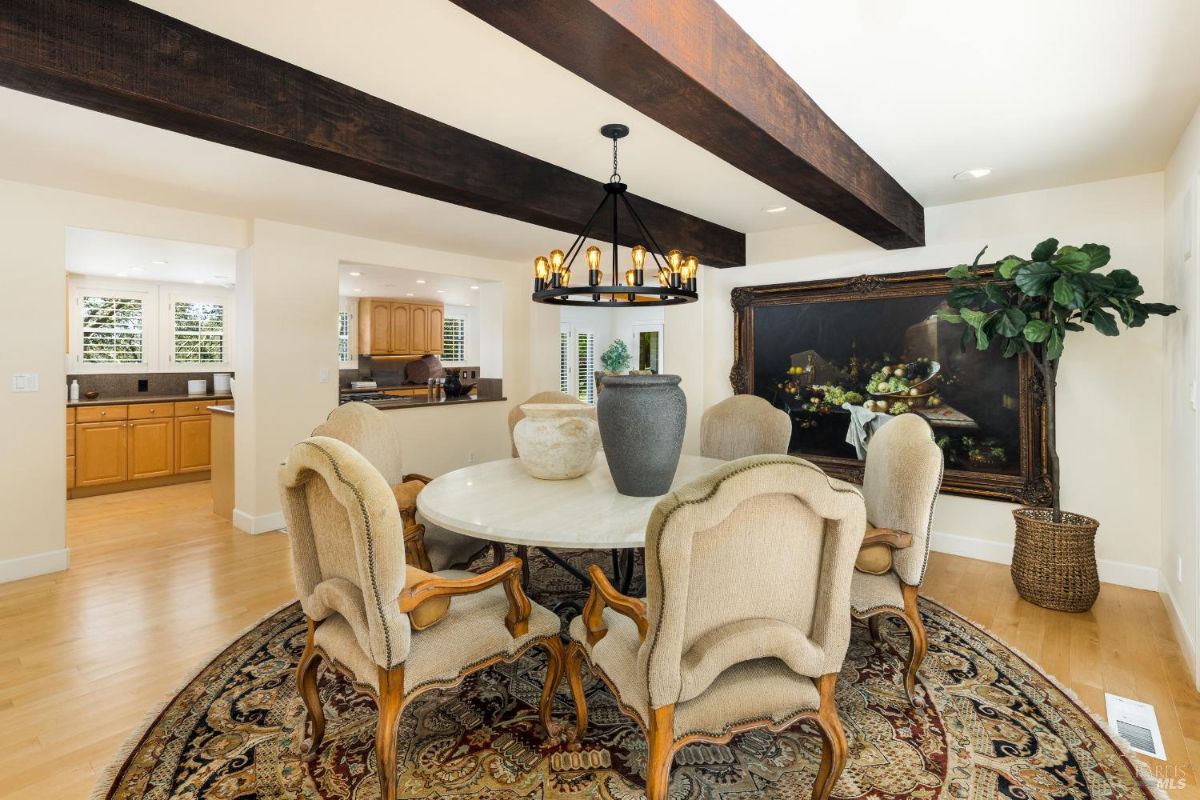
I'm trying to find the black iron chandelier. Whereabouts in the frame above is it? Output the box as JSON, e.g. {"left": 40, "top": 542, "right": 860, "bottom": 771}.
{"left": 531, "top": 124, "right": 699, "bottom": 307}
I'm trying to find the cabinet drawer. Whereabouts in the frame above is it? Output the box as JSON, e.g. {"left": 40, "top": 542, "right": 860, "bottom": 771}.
{"left": 129, "top": 402, "right": 175, "bottom": 420}
{"left": 174, "top": 400, "right": 212, "bottom": 417}
{"left": 76, "top": 405, "right": 128, "bottom": 422}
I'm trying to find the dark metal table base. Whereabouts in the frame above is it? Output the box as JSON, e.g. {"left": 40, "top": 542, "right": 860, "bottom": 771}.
{"left": 491, "top": 542, "right": 638, "bottom": 613}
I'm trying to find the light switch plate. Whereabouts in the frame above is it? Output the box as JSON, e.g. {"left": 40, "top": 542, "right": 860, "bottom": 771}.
{"left": 11, "top": 373, "right": 38, "bottom": 392}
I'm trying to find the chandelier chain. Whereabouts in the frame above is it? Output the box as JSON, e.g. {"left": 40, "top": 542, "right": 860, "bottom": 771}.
{"left": 610, "top": 136, "right": 621, "bottom": 183}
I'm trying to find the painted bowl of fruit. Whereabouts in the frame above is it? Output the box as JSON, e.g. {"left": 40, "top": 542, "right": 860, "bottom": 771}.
{"left": 867, "top": 359, "right": 941, "bottom": 398}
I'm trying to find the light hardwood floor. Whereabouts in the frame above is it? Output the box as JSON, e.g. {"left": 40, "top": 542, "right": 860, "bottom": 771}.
{"left": 0, "top": 481, "right": 1195, "bottom": 798}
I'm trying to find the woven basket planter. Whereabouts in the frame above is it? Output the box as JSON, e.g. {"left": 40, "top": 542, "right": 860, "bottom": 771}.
{"left": 1011, "top": 508, "right": 1100, "bottom": 612}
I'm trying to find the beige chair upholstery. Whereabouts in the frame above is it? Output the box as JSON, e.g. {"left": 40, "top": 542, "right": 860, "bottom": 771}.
{"left": 700, "top": 395, "right": 792, "bottom": 461}
{"left": 508, "top": 391, "right": 592, "bottom": 457}
{"left": 314, "top": 402, "right": 487, "bottom": 571}
{"left": 279, "top": 436, "right": 564, "bottom": 800}
{"left": 849, "top": 413, "right": 943, "bottom": 706}
{"left": 566, "top": 455, "right": 866, "bottom": 800}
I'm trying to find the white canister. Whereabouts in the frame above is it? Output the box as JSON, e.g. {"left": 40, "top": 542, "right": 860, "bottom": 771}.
{"left": 513, "top": 403, "right": 600, "bottom": 480}
{"left": 187, "top": 379, "right": 208, "bottom": 396}
{"left": 213, "top": 373, "right": 232, "bottom": 393}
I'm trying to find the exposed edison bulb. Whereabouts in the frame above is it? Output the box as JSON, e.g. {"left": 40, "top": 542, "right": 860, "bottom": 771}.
{"left": 561, "top": 269, "right": 572, "bottom": 287}
{"left": 625, "top": 268, "right": 636, "bottom": 286}
{"left": 683, "top": 255, "right": 699, "bottom": 279}
{"left": 585, "top": 245, "right": 602, "bottom": 271}
{"left": 666, "top": 248, "right": 684, "bottom": 274}
{"left": 549, "top": 249, "right": 565, "bottom": 273}
{"left": 631, "top": 244, "right": 647, "bottom": 270}
{"left": 658, "top": 267, "right": 670, "bottom": 286}
{"left": 534, "top": 255, "right": 549, "bottom": 279}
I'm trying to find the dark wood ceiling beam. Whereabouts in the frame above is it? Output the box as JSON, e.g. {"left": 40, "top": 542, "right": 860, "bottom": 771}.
{"left": 0, "top": 0, "right": 745, "bottom": 267}
{"left": 449, "top": 0, "right": 925, "bottom": 250}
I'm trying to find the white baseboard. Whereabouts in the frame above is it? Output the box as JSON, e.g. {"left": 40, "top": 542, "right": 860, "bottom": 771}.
{"left": 930, "top": 530, "right": 1161, "bottom": 591}
{"left": 1159, "top": 578, "right": 1199, "bottom": 689}
{"left": 232, "top": 509, "right": 286, "bottom": 535}
{"left": 0, "top": 547, "right": 70, "bottom": 584}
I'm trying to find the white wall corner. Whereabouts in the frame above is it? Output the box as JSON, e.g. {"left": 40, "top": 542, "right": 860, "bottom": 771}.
{"left": 929, "top": 530, "right": 1162, "bottom": 591}
{"left": 0, "top": 547, "right": 70, "bottom": 584}
{"left": 232, "top": 509, "right": 286, "bottom": 535}
{"left": 1158, "top": 576, "right": 1199, "bottom": 689}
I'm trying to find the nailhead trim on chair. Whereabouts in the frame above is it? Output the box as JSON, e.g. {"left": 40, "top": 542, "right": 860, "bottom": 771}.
{"left": 300, "top": 440, "right": 395, "bottom": 667}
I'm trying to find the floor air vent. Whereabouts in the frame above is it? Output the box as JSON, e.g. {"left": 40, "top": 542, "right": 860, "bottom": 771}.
{"left": 1104, "top": 693, "right": 1166, "bottom": 760}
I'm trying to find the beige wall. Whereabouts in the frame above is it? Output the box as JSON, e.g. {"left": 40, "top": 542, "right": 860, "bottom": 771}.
{"left": 1163, "top": 104, "right": 1200, "bottom": 680}
{"left": 0, "top": 179, "right": 247, "bottom": 581}
{"left": 693, "top": 173, "right": 1167, "bottom": 588}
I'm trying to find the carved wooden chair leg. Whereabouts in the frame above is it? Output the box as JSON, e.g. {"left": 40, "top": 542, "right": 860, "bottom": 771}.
{"left": 898, "top": 584, "right": 928, "bottom": 707}
{"left": 537, "top": 637, "right": 566, "bottom": 740}
{"left": 375, "top": 666, "right": 406, "bottom": 800}
{"left": 867, "top": 614, "right": 885, "bottom": 644}
{"left": 491, "top": 542, "right": 506, "bottom": 568}
{"left": 811, "top": 673, "right": 848, "bottom": 800}
{"left": 645, "top": 705, "right": 676, "bottom": 800}
{"left": 296, "top": 618, "right": 326, "bottom": 759}
{"left": 565, "top": 641, "right": 589, "bottom": 742}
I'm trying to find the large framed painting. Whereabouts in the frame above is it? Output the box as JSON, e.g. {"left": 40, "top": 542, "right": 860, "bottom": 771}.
{"left": 731, "top": 269, "right": 1052, "bottom": 504}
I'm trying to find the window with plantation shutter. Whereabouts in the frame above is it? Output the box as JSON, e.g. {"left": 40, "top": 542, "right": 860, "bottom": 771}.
{"left": 81, "top": 294, "right": 145, "bottom": 364}
{"left": 338, "top": 310, "right": 351, "bottom": 364}
{"left": 172, "top": 300, "right": 226, "bottom": 364}
{"left": 442, "top": 317, "right": 466, "bottom": 363}
{"left": 559, "top": 326, "right": 571, "bottom": 394}
{"left": 576, "top": 331, "right": 596, "bottom": 404}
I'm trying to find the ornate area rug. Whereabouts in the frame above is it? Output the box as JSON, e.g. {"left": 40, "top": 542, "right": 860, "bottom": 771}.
{"left": 94, "top": 549, "right": 1159, "bottom": 799}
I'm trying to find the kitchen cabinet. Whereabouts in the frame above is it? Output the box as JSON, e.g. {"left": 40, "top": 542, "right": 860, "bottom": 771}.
{"left": 357, "top": 298, "right": 444, "bottom": 356}
{"left": 66, "top": 408, "right": 75, "bottom": 488}
{"left": 128, "top": 417, "right": 174, "bottom": 480}
{"left": 75, "top": 421, "right": 128, "bottom": 487}
{"left": 175, "top": 414, "right": 212, "bottom": 473}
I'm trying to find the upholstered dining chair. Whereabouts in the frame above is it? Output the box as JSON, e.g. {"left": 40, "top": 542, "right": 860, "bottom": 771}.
{"left": 565, "top": 455, "right": 866, "bottom": 800}
{"left": 279, "top": 436, "right": 565, "bottom": 800}
{"left": 850, "top": 412, "right": 943, "bottom": 706}
{"left": 700, "top": 394, "right": 792, "bottom": 460}
{"left": 507, "top": 391, "right": 593, "bottom": 457}
{"left": 314, "top": 402, "right": 488, "bottom": 572}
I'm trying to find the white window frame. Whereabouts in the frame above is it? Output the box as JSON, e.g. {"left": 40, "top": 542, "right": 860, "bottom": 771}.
{"left": 338, "top": 296, "right": 358, "bottom": 367}
{"left": 559, "top": 322, "right": 597, "bottom": 403}
{"left": 632, "top": 322, "right": 665, "bottom": 374}
{"left": 165, "top": 290, "right": 233, "bottom": 371}
{"left": 71, "top": 281, "right": 157, "bottom": 374}
{"left": 559, "top": 322, "right": 571, "bottom": 394}
{"left": 441, "top": 314, "right": 468, "bottom": 365}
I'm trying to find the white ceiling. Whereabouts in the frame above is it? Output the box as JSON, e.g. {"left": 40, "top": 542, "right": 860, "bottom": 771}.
{"left": 1, "top": 0, "right": 1197, "bottom": 267}
{"left": 65, "top": 227, "right": 236, "bottom": 286}
{"left": 338, "top": 263, "right": 495, "bottom": 307}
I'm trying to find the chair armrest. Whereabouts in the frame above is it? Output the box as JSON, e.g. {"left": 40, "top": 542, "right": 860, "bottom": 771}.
{"left": 402, "top": 473, "right": 434, "bottom": 485}
{"left": 397, "top": 557, "right": 532, "bottom": 637}
{"left": 582, "top": 563, "right": 648, "bottom": 646}
{"left": 861, "top": 527, "right": 914, "bottom": 550}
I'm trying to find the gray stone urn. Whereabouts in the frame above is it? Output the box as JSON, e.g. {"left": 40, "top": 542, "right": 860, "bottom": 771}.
{"left": 596, "top": 374, "right": 687, "bottom": 496}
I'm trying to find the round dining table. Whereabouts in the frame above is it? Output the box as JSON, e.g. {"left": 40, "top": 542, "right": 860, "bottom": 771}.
{"left": 418, "top": 453, "right": 726, "bottom": 592}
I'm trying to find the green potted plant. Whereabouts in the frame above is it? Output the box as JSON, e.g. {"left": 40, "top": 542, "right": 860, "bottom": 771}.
{"left": 600, "top": 339, "right": 632, "bottom": 375}
{"left": 939, "top": 239, "right": 1176, "bottom": 611}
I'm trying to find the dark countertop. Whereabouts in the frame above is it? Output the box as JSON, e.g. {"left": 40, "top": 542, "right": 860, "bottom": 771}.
{"left": 208, "top": 405, "right": 235, "bottom": 415}
{"left": 368, "top": 395, "right": 506, "bottom": 410}
{"left": 68, "top": 392, "right": 233, "bottom": 408}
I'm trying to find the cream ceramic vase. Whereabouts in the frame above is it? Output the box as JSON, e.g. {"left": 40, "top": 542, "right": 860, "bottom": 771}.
{"left": 513, "top": 403, "right": 600, "bottom": 480}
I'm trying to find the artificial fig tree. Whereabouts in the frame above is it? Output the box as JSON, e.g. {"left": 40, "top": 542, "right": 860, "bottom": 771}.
{"left": 939, "top": 238, "right": 1177, "bottom": 521}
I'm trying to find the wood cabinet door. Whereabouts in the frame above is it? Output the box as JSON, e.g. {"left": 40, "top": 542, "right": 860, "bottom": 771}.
{"left": 175, "top": 415, "right": 213, "bottom": 473}
{"left": 428, "top": 305, "right": 444, "bottom": 354}
{"left": 369, "top": 299, "right": 394, "bottom": 354}
{"left": 75, "top": 421, "right": 128, "bottom": 486}
{"left": 409, "top": 304, "right": 429, "bottom": 354}
{"left": 128, "top": 418, "right": 174, "bottom": 480}
{"left": 391, "top": 303, "right": 411, "bottom": 354}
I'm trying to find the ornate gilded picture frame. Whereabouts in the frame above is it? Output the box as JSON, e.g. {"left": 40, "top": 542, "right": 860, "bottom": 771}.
{"left": 731, "top": 269, "right": 1052, "bottom": 504}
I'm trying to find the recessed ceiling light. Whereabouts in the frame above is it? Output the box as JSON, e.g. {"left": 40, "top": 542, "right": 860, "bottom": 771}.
{"left": 416, "top": 279, "right": 426, "bottom": 284}
{"left": 348, "top": 271, "right": 361, "bottom": 277}
{"left": 116, "top": 272, "right": 128, "bottom": 278}
{"left": 193, "top": 279, "right": 204, "bottom": 284}
{"left": 129, "top": 267, "right": 145, "bottom": 273}
{"left": 953, "top": 168, "right": 992, "bottom": 181}
{"left": 464, "top": 303, "right": 471, "bottom": 307}
{"left": 353, "top": 288, "right": 362, "bottom": 292}
{"left": 436, "top": 289, "right": 446, "bottom": 293}
{"left": 761, "top": 205, "right": 788, "bottom": 214}
{"left": 151, "top": 260, "right": 168, "bottom": 265}
{"left": 406, "top": 293, "right": 414, "bottom": 297}
{"left": 470, "top": 285, "right": 480, "bottom": 290}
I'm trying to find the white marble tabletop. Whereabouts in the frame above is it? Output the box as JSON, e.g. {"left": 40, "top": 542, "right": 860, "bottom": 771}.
{"left": 418, "top": 454, "right": 727, "bottom": 549}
